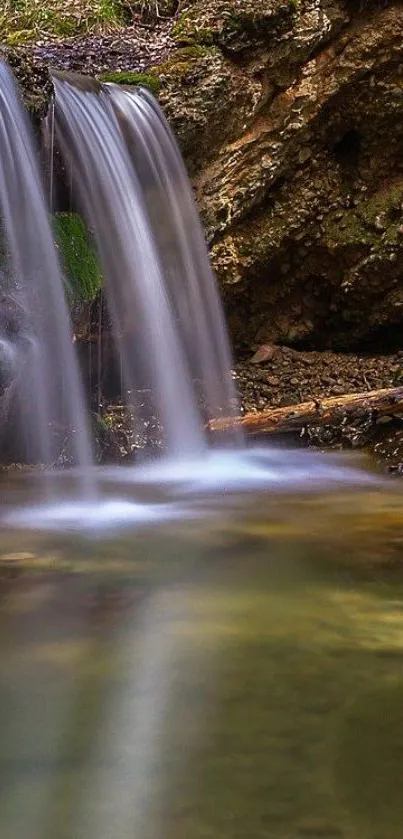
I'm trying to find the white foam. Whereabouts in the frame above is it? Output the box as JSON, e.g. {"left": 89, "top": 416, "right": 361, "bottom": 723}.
{"left": 102, "top": 447, "right": 378, "bottom": 495}
{"left": 2, "top": 498, "right": 190, "bottom": 533}
{"left": 1, "top": 447, "right": 381, "bottom": 535}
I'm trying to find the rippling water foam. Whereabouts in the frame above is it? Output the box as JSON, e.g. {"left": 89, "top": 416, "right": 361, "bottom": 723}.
{"left": 2, "top": 447, "right": 380, "bottom": 534}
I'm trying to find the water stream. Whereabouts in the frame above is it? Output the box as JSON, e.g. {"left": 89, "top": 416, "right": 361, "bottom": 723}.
{"left": 0, "top": 478, "right": 402, "bottom": 839}
{"left": 53, "top": 75, "right": 210, "bottom": 457}
{"left": 0, "top": 63, "right": 93, "bottom": 492}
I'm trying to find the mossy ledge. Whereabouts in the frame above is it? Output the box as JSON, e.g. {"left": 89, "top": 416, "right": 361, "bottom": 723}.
{"left": 149, "top": 46, "right": 217, "bottom": 84}
{"left": 97, "top": 71, "right": 161, "bottom": 95}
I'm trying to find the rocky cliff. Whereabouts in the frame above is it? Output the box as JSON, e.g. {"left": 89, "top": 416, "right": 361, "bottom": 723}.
{"left": 146, "top": 0, "right": 403, "bottom": 353}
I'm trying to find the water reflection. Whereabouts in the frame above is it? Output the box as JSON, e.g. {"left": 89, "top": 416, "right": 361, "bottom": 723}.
{"left": 0, "top": 478, "right": 403, "bottom": 838}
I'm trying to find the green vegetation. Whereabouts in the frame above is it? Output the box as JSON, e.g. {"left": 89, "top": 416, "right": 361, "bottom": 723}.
{"left": 323, "top": 179, "right": 403, "bottom": 249}
{"left": 0, "top": 214, "right": 102, "bottom": 301}
{"left": 151, "top": 46, "right": 215, "bottom": 80}
{"left": 172, "top": 12, "right": 215, "bottom": 47}
{"left": 98, "top": 71, "right": 161, "bottom": 94}
{"left": 129, "top": 0, "right": 177, "bottom": 21}
{"left": 0, "top": 0, "right": 128, "bottom": 44}
{"left": 52, "top": 213, "right": 102, "bottom": 302}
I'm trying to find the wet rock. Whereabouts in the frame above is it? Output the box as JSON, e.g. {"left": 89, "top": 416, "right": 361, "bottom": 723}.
{"left": 155, "top": 1, "right": 403, "bottom": 351}
{"left": 1, "top": 48, "right": 52, "bottom": 118}
{"left": 250, "top": 343, "right": 278, "bottom": 364}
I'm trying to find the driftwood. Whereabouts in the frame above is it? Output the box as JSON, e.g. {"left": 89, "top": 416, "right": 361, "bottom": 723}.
{"left": 209, "top": 387, "right": 403, "bottom": 437}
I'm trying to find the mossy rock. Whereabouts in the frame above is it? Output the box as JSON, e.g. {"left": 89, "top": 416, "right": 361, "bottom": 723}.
{"left": 52, "top": 213, "right": 102, "bottom": 302}
{"left": 150, "top": 45, "right": 260, "bottom": 169}
{"left": 97, "top": 71, "right": 161, "bottom": 95}
{"left": 322, "top": 181, "right": 403, "bottom": 250}
{"left": 2, "top": 49, "right": 52, "bottom": 119}
{"left": 152, "top": 45, "right": 215, "bottom": 80}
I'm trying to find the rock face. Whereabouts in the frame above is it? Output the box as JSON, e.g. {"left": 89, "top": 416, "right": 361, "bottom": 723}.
{"left": 150, "top": 0, "right": 403, "bottom": 352}
{"left": 1, "top": 48, "right": 52, "bottom": 119}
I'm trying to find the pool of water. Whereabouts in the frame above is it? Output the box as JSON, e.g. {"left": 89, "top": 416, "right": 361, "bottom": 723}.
{"left": 0, "top": 454, "right": 403, "bottom": 839}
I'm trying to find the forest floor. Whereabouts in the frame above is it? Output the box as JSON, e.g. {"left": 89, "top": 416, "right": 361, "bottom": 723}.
{"left": 24, "top": 16, "right": 174, "bottom": 75}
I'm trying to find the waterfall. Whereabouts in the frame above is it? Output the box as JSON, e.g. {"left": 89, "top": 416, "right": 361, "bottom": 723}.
{"left": 0, "top": 63, "right": 376, "bottom": 533}
{"left": 53, "top": 74, "right": 239, "bottom": 458}
{"left": 0, "top": 62, "right": 94, "bottom": 492}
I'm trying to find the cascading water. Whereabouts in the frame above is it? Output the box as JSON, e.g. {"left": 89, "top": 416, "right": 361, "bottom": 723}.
{"left": 52, "top": 74, "right": 239, "bottom": 458}
{"left": 0, "top": 62, "right": 93, "bottom": 492}
{"left": 0, "top": 64, "right": 378, "bottom": 533}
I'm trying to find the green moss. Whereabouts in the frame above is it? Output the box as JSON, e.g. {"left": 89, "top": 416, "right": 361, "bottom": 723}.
{"left": 52, "top": 213, "right": 102, "bottom": 302}
{"left": 97, "top": 71, "right": 161, "bottom": 94}
{"left": 172, "top": 12, "right": 215, "bottom": 46}
{"left": 152, "top": 46, "right": 215, "bottom": 80}
{"left": 358, "top": 182, "right": 403, "bottom": 227}
{"left": 174, "top": 45, "right": 215, "bottom": 59}
{"left": 322, "top": 182, "right": 403, "bottom": 250}
{"left": 4, "top": 50, "right": 52, "bottom": 118}
{"left": 0, "top": 0, "right": 128, "bottom": 44}
{"left": 323, "top": 210, "right": 370, "bottom": 247}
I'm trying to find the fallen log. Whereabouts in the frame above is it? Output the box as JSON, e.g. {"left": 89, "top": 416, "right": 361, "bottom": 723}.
{"left": 209, "top": 386, "right": 403, "bottom": 436}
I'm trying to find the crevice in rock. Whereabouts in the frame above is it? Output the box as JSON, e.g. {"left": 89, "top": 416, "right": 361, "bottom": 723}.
{"left": 332, "top": 128, "right": 361, "bottom": 169}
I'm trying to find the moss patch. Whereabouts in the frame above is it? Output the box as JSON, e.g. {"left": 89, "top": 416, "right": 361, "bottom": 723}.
{"left": 151, "top": 46, "right": 216, "bottom": 80}
{"left": 0, "top": 0, "right": 127, "bottom": 44}
{"left": 323, "top": 181, "right": 403, "bottom": 250}
{"left": 98, "top": 71, "right": 161, "bottom": 94}
{"left": 3, "top": 49, "right": 52, "bottom": 118}
{"left": 52, "top": 213, "right": 102, "bottom": 302}
{"left": 172, "top": 13, "right": 215, "bottom": 47}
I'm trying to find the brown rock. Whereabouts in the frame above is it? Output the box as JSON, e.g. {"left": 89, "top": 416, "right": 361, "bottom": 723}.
{"left": 250, "top": 343, "right": 278, "bottom": 364}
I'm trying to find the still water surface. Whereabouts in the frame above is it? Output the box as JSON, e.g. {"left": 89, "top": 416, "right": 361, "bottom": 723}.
{"left": 0, "top": 466, "right": 403, "bottom": 839}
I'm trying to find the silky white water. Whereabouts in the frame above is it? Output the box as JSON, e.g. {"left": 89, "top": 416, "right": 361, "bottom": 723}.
{"left": 0, "top": 62, "right": 93, "bottom": 492}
